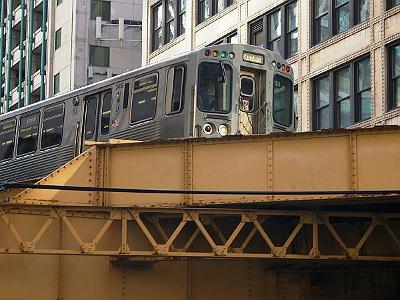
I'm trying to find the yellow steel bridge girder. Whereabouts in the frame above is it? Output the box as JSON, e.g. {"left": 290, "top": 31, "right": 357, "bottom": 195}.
{"left": 2, "top": 127, "right": 400, "bottom": 207}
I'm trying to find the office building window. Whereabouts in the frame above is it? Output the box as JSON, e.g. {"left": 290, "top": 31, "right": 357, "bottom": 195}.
{"left": 89, "top": 45, "right": 110, "bottom": 67}
{"left": 387, "top": 0, "right": 400, "bottom": 9}
{"left": 57, "top": 0, "right": 63, "bottom": 5}
{"left": 313, "top": 0, "right": 370, "bottom": 45}
{"left": 54, "top": 73, "right": 60, "bottom": 94}
{"left": 151, "top": 0, "right": 186, "bottom": 52}
{"left": 198, "top": 0, "right": 234, "bottom": 24}
{"left": 313, "top": 56, "right": 371, "bottom": 130}
{"left": 55, "top": 28, "right": 61, "bottom": 50}
{"left": 249, "top": 1, "right": 298, "bottom": 59}
{"left": 211, "top": 31, "right": 238, "bottom": 45}
{"left": 91, "top": 0, "right": 111, "bottom": 21}
{"left": 388, "top": 42, "right": 400, "bottom": 111}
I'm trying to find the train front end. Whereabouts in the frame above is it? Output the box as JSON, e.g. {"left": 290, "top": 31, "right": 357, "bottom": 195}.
{"left": 193, "top": 44, "right": 294, "bottom": 137}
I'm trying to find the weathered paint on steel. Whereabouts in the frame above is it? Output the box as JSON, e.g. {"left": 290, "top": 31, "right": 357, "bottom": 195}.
{"left": 4, "top": 127, "right": 400, "bottom": 207}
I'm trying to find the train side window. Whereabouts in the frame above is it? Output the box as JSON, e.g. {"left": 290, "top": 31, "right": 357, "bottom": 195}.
{"left": 41, "top": 104, "right": 65, "bottom": 149}
{"left": 100, "top": 91, "right": 112, "bottom": 135}
{"left": 0, "top": 119, "right": 16, "bottom": 161}
{"left": 165, "top": 66, "right": 185, "bottom": 115}
{"left": 130, "top": 74, "right": 158, "bottom": 124}
{"left": 85, "top": 96, "right": 98, "bottom": 139}
{"left": 17, "top": 112, "right": 40, "bottom": 156}
{"left": 123, "top": 83, "right": 130, "bottom": 109}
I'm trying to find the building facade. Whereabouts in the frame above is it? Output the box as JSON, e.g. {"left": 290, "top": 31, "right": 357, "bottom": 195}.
{"left": 0, "top": 0, "right": 142, "bottom": 114}
{"left": 142, "top": 0, "right": 400, "bottom": 131}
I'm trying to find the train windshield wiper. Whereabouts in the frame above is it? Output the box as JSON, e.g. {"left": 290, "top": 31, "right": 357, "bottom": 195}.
{"left": 219, "top": 61, "right": 227, "bottom": 84}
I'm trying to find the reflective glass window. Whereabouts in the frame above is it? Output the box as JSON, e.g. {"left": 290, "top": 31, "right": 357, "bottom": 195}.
{"left": 131, "top": 75, "right": 158, "bottom": 123}
{"left": 388, "top": 43, "right": 400, "bottom": 110}
{"left": 90, "top": 0, "right": 111, "bottom": 21}
{"left": 315, "top": 76, "right": 330, "bottom": 129}
{"left": 100, "top": 91, "right": 112, "bottom": 135}
{"left": 273, "top": 75, "right": 293, "bottom": 127}
{"left": 17, "top": 112, "right": 40, "bottom": 156}
{"left": 249, "top": 1, "right": 298, "bottom": 58}
{"left": 152, "top": 4, "right": 163, "bottom": 51}
{"left": 0, "top": 119, "right": 16, "bottom": 161}
{"left": 335, "top": 67, "right": 351, "bottom": 127}
{"left": 85, "top": 97, "right": 98, "bottom": 140}
{"left": 166, "top": 66, "right": 185, "bottom": 115}
{"left": 89, "top": 45, "right": 110, "bottom": 67}
{"left": 197, "top": 62, "right": 232, "bottom": 113}
{"left": 41, "top": 105, "right": 64, "bottom": 149}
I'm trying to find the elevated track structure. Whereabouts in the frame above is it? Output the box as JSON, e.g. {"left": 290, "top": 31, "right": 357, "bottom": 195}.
{"left": 0, "top": 127, "right": 399, "bottom": 261}
{"left": 0, "top": 127, "right": 400, "bottom": 300}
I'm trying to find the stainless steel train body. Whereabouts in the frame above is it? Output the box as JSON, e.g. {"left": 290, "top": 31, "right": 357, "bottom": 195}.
{"left": 0, "top": 44, "right": 294, "bottom": 182}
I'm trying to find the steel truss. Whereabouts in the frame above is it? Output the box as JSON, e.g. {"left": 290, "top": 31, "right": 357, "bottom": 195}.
{"left": 0, "top": 205, "right": 399, "bottom": 261}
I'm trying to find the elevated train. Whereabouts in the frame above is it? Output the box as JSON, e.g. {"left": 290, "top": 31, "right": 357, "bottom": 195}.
{"left": 0, "top": 44, "right": 294, "bottom": 182}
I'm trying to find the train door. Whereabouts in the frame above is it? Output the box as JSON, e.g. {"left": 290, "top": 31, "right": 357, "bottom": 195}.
{"left": 81, "top": 90, "right": 112, "bottom": 152}
{"left": 239, "top": 70, "right": 265, "bottom": 134}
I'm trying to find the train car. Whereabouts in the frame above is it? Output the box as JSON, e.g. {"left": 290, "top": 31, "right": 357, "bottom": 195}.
{"left": 0, "top": 44, "right": 294, "bottom": 182}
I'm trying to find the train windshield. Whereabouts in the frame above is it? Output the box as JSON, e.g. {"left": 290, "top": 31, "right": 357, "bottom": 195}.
{"left": 197, "top": 62, "right": 232, "bottom": 113}
{"left": 273, "top": 74, "right": 293, "bottom": 127}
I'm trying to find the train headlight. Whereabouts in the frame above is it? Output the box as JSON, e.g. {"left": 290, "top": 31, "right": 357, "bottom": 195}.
{"left": 218, "top": 124, "right": 229, "bottom": 136}
{"left": 203, "top": 123, "right": 214, "bottom": 135}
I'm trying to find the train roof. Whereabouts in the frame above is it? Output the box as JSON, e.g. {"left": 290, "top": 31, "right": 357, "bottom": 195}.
{"left": 0, "top": 44, "right": 281, "bottom": 120}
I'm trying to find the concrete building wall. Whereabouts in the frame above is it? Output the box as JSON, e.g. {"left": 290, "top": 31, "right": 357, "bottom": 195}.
{"left": 0, "top": 0, "right": 142, "bottom": 115}
{"left": 143, "top": 0, "right": 400, "bottom": 131}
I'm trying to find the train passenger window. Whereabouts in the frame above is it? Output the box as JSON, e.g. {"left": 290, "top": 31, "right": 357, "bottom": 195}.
{"left": 123, "top": 83, "right": 130, "bottom": 109}
{"left": 0, "top": 119, "right": 16, "bottom": 161}
{"left": 85, "top": 96, "right": 98, "bottom": 139}
{"left": 166, "top": 66, "right": 185, "bottom": 115}
{"left": 17, "top": 112, "right": 40, "bottom": 156}
{"left": 130, "top": 74, "right": 158, "bottom": 123}
{"left": 273, "top": 75, "right": 293, "bottom": 127}
{"left": 41, "top": 104, "right": 64, "bottom": 149}
{"left": 100, "top": 91, "right": 112, "bottom": 135}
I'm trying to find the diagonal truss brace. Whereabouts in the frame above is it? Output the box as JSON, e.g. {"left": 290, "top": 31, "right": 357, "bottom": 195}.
{"left": 0, "top": 206, "right": 399, "bottom": 261}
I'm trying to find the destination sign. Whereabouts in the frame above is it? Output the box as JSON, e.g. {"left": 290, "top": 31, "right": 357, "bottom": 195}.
{"left": 242, "top": 52, "right": 264, "bottom": 65}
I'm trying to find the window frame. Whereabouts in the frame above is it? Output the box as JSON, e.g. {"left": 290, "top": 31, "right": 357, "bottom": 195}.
{"left": 55, "top": 28, "right": 61, "bottom": 50}
{"left": 312, "top": 0, "right": 368, "bottom": 46}
{"left": 387, "top": 41, "right": 400, "bottom": 111}
{"left": 197, "top": 61, "right": 233, "bottom": 114}
{"left": 248, "top": 0, "right": 298, "bottom": 59}
{"left": 130, "top": 73, "right": 159, "bottom": 125}
{"left": 197, "top": 0, "right": 234, "bottom": 24}
{"left": 209, "top": 30, "right": 238, "bottom": 45}
{"left": 100, "top": 90, "right": 112, "bottom": 136}
{"left": 89, "top": 45, "right": 110, "bottom": 67}
{"left": 386, "top": 0, "right": 400, "bottom": 10}
{"left": 17, "top": 111, "right": 41, "bottom": 157}
{"left": 151, "top": 0, "right": 186, "bottom": 52}
{"left": 165, "top": 65, "right": 186, "bottom": 115}
{"left": 40, "top": 103, "right": 65, "bottom": 150}
{"left": 0, "top": 118, "right": 16, "bottom": 162}
{"left": 54, "top": 73, "right": 60, "bottom": 94}
{"left": 90, "top": 0, "right": 111, "bottom": 21}
{"left": 312, "top": 55, "right": 371, "bottom": 130}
